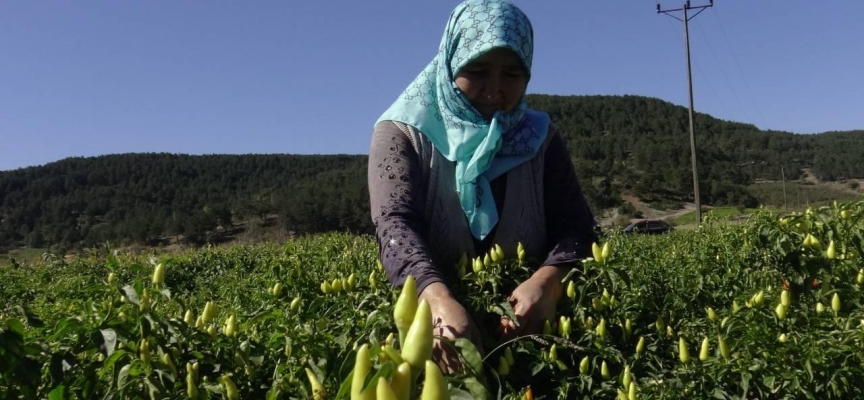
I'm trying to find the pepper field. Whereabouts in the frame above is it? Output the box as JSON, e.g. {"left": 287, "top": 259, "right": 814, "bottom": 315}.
{"left": 1, "top": 200, "right": 863, "bottom": 399}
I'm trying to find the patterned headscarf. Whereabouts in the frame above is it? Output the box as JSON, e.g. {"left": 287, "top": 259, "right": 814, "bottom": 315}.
{"left": 376, "top": 0, "right": 550, "bottom": 240}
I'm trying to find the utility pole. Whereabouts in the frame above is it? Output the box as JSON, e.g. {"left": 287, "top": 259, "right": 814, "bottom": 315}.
{"left": 781, "top": 165, "right": 788, "bottom": 213}
{"left": 657, "top": 0, "right": 713, "bottom": 226}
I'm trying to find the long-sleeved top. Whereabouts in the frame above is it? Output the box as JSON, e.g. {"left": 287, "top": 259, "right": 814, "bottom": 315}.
{"left": 368, "top": 120, "right": 598, "bottom": 293}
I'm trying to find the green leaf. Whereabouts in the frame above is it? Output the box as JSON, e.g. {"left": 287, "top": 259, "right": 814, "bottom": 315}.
{"left": 48, "top": 384, "right": 66, "bottom": 400}
{"left": 459, "top": 377, "right": 490, "bottom": 400}
{"left": 100, "top": 349, "right": 128, "bottom": 374}
{"left": 120, "top": 285, "right": 139, "bottom": 306}
{"left": 449, "top": 387, "right": 476, "bottom": 400}
{"left": 4, "top": 318, "right": 25, "bottom": 336}
{"left": 610, "top": 267, "right": 631, "bottom": 288}
{"left": 12, "top": 305, "right": 44, "bottom": 328}
{"left": 116, "top": 364, "right": 132, "bottom": 390}
{"left": 334, "top": 370, "right": 354, "bottom": 400}
{"left": 100, "top": 329, "right": 118, "bottom": 356}
{"left": 453, "top": 338, "right": 484, "bottom": 376}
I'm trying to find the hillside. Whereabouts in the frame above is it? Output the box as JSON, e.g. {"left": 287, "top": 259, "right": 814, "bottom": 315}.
{"left": 1, "top": 94, "right": 862, "bottom": 253}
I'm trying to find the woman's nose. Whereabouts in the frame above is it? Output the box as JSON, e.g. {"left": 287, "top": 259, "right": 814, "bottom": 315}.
{"left": 484, "top": 75, "right": 501, "bottom": 102}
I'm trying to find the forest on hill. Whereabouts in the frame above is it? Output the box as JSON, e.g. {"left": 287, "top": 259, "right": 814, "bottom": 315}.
{"left": 1, "top": 94, "right": 862, "bottom": 253}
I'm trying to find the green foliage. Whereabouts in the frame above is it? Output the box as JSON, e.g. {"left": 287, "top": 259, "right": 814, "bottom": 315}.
{"left": 2, "top": 94, "right": 864, "bottom": 255}
{"left": 2, "top": 200, "right": 864, "bottom": 399}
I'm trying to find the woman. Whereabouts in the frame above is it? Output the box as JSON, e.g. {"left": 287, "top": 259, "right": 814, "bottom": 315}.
{"left": 367, "top": 0, "right": 598, "bottom": 372}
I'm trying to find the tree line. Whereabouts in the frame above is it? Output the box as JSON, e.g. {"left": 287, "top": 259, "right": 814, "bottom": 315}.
{"left": 1, "top": 94, "right": 862, "bottom": 253}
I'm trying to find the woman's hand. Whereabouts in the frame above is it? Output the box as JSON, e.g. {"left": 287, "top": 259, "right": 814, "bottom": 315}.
{"left": 498, "top": 266, "right": 569, "bottom": 340}
{"left": 418, "top": 282, "right": 484, "bottom": 374}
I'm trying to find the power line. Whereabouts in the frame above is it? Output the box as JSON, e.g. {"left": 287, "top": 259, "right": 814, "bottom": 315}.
{"left": 695, "top": 21, "right": 753, "bottom": 124}
{"left": 712, "top": 7, "right": 766, "bottom": 128}
{"left": 662, "top": 17, "right": 734, "bottom": 122}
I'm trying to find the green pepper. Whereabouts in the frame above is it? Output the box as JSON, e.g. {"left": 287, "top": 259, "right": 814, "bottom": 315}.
{"left": 152, "top": 263, "right": 165, "bottom": 285}
{"left": 162, "top": 352, "right": 176, "bottom": 376}
{"left": 351, "top": 344, "right": 375, "bottom": 400}
{"left": 376, "top": 378, "right": 398, "bottom": 400}
{"left": 139, "top": 338, "right": 151, "bottom": 366}
{"left": 678, "top": 337, "right": 690, "bottom": 363}
{"left": 624, "top": 318, "right": 633, "bottom": 340}
{"left": 595, "top": 318, "right": 607, "bottom": 339}
{"left": 220, "top": 374, "right": 240, "bottom": 400}
{"left": 832, "top": 293, "right": 841, "bottom": 314}
{"left": 495, "top": 243, "right": 505, "bottom": 262}
{"left": 504, "top": 347, "right": 515, "bottom": 366}
{"left": 752, "top": 290, "right": 765, "bottom": 307}
{"left": 184, "top": 309, "right": 195, "bottom": 326}
{"left": 393, "top": 275, "right": 418, "bottom": 348}
{"left": 472, "top": 257, "right": 484, "bottom": 273}
{"left": 139, "top": 289, "right": 150, "bottom": 313}
{"left": 202, "top": 301, "right": 216, "bottom": 324}
{"left": 186, "top": 374, "right": 198, "bottom": 398}
{"left": 420, "top": 360, "right": 450, "bottom": 400}
{"left": 592, "top": 242, "right": 603, "bottom": 263}
{"left": 566, "top": 281, "right": 576, "bottom": 301}
{"left": 635, "top": 336, "right": 646, "bottom": 355}
{"left": 497, "top": 355, "right": 510, "bottom": 376}
{"left": 542, "top": 319, "right": 552, "bottom": 335}
{"left": 224, "top": 314, "right": 237, "bottom": 338}
{"left": 706, "top": 307, "right": 717, "bottom": 322}
{"left": 600, "top": 361, "right": 610, "bottom": 380}
{"left": 699, "top": 337, "right": 710, "bottom": 361}
{"left": 718, "top": 336, "right": 730, "bottom": 359}
{"left": 401, "top": 299, "right": 433, "bottom": 374}
{"left": 621, "top": 365, "right": 631, "bottom": 388}
{"left": 391, "top": 362, "right": 412, "bottom": 400}
{"left": 305, "top": 368, "right": 327, "bottom": 400}
{"left": 579, "top": 356, "right": 590, "bottom": 375}
{"left": 775, "top": 303, "right": 787, "bottom": 320}
{"left": 347, "top": 274, "right": 357, "bottom": 291}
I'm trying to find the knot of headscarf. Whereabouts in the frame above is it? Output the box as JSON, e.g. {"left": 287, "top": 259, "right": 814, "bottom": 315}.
{"left": 376, "top": 0, "right": 550, "bottom": 240}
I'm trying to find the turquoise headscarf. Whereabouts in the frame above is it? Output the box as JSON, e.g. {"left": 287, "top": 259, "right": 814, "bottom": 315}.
{"left": 376, "top": 0, "right": 550, "bottom": 240}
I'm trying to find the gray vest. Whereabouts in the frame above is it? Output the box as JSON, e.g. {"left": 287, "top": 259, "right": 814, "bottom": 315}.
{"left": 390, "top": 121, "right": 554, "bottom": 272}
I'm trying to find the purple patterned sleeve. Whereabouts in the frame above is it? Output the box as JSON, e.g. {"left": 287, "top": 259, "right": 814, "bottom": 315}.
{"left": 541, "top": 131, "right": 599, "bottom": 268}
{"left": 367, "top": 122, "right": 446, "bottom": 294}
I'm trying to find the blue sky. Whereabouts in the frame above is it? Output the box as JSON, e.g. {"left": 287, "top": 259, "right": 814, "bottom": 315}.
{"left": 1, "top": 1, "right": 862, "bottom": 171}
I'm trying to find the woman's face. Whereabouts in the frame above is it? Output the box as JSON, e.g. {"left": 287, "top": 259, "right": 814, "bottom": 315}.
{"left": 454, "top": 48, "right": 529, "bottom": 120}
